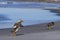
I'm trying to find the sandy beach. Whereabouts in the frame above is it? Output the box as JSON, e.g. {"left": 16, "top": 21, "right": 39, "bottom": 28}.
{"left": 0, "top": 3, "right": 60, "bottom": 39}
{"left": 0, "top": 21, "right": 60, "bottom": 40}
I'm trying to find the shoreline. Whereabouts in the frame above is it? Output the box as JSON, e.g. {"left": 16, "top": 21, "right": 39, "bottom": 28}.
{"left": 0, "top": 21, "right": 60, "bottom": 36}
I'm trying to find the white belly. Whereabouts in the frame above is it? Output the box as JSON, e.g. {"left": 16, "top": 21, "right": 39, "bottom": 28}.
{"left": 15, "top": 27, "right": 20, "bottom": 32}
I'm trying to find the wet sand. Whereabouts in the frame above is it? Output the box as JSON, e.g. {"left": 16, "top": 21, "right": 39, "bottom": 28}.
{"left": 0, "top": 21, "right": 60, "bottom": 36}
{"left": 0, "top": 21, "right": 60, "bottom": 40}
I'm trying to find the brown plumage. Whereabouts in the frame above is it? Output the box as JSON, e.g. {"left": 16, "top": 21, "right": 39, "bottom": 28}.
{"left": 13, "top": 20, "right": 23, "bottom": 32}
{"left": 47, "top": 22, "right": 54, "bottom": 27}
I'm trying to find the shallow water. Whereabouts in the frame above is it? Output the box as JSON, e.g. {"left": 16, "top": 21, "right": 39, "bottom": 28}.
{"left": 0, "top": 2, "right": 60, "bottom": 8}
{"left": 0, "top": 8, "right": 60, "bottom": 29}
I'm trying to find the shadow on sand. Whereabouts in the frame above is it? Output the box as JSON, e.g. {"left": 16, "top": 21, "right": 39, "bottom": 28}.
{"left": 16, "top": 34, "right": 24, "bottom": 36}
